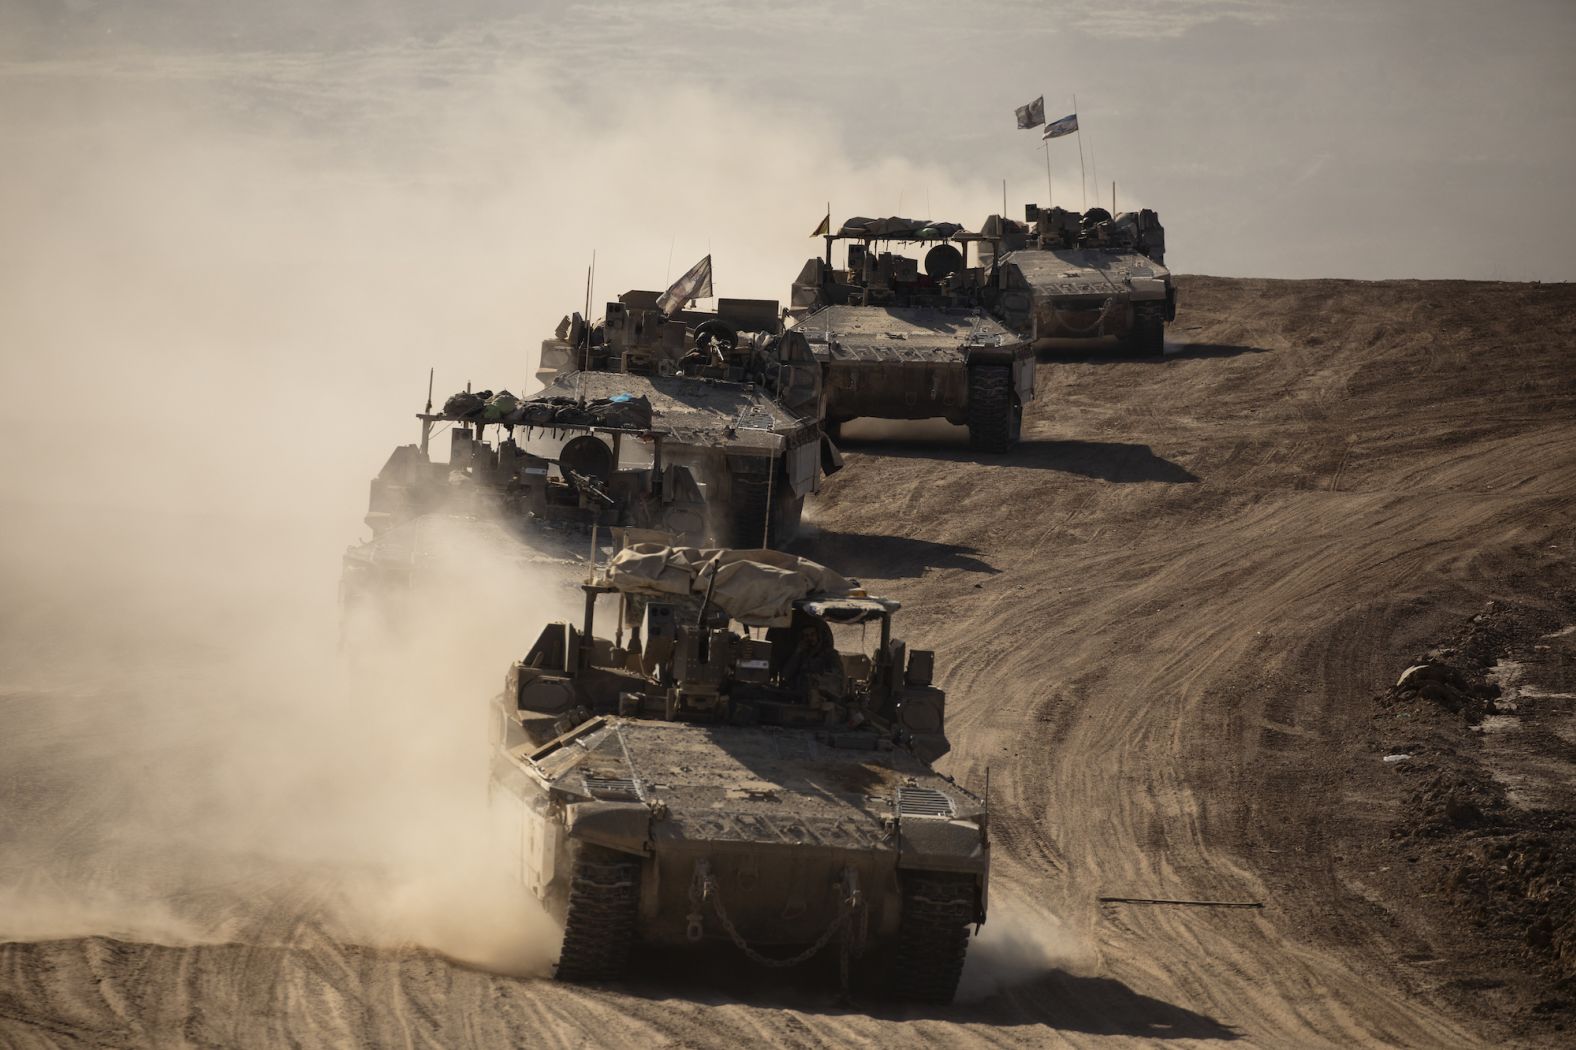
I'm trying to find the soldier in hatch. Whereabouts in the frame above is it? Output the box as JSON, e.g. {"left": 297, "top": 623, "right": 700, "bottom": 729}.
{"left": 774, "top": 612, "right": 844, "bottom": 707}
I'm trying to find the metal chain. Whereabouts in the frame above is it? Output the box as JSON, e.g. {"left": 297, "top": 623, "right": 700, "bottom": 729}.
{"left": 704, "top": 872, "right": 850, "bottom": 968}
{"left": 688, "top": 865, "right": 859, "bottom": 971}
{"left": 1051, "top": 296, "right": 1116, "bottom": 334}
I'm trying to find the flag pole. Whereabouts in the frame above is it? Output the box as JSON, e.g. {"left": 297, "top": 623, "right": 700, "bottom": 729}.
{"left": 1043, "top": 139, "right": 1053, "bottom": 208}
{"left": 578, "top": 253, "right": 594, "bottom": 402}
{"left": 1073, "top": 94, "right": 1087, "bottom": 211}
{"left": 1089, "top": 138, "right": 1098, "bottom": 210}
{"left": 580, "top": 258, "right": 593, "bottom": 371}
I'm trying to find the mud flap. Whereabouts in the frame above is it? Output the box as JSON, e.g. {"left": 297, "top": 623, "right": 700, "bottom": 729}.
{"left": 566, "top": 801, "right": 654, "bottom": 856}
{"left": 787, "top": 440, "right": 820, "bottom": 497}
{"left": 821, "top": 433, "right": 844, "bottom": 477}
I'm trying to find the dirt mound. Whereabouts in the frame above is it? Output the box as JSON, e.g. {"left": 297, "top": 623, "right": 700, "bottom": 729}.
{"left": 1383, "top": 659, "right": 1502, "bottom": 725}
{"left": 1361, "top": 600, "right": 1576, "bottom": 1028}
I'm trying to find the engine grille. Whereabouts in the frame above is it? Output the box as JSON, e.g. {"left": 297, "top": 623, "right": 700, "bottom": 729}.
{"left": 896, "top": 786, "right": 955, "bottom": 818}
{"left": 582, "top": 774, "right": 642, "bottom": 802}
{"left": 734, "top": 408, "right": 777, "bottom": 431}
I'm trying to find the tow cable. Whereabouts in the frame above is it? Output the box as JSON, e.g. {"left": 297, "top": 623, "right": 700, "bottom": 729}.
{"left": 687, "top": 861, "right": 867, "bottom": 997}
{"left": 1051, "top": 296, "right": 1117, "bottom": 334}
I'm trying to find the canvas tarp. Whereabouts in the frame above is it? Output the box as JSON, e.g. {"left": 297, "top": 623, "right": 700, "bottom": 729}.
{"left": 604, "top": 544, "right": 856, "bottom": 627}
{"left": 835, "top": 216, "right": 969, "bottom": 241}
{"left": 512, "top": 394, "right": 653, "bottom": 431}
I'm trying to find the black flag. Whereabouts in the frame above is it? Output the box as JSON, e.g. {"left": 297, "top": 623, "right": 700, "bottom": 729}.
{"left": 1015, "top": 96, "right": 1045, "bottom": 129}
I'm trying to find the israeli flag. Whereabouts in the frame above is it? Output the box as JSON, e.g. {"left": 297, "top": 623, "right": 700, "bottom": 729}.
{"left": 1043, "top": 113, "right": 1079, "bottom": 140}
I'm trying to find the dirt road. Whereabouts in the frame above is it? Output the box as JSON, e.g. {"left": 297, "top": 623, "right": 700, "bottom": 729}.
{"left": 4, "top": 276, "right": 1574, "bottom": 1047}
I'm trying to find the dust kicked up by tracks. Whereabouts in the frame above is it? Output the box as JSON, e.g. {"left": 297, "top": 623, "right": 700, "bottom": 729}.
{"left": 0, "top": 506, "right": 571, "bottom": 1042}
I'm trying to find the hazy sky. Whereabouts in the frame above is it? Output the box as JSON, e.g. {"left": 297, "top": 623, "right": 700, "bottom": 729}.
{"left": 4, "top": 0, "right": 1574, "bottom": 282}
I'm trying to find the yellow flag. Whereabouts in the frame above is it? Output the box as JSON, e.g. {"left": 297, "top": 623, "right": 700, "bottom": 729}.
{"left": 810, "top": 213, "right": 830, "bottom": 237}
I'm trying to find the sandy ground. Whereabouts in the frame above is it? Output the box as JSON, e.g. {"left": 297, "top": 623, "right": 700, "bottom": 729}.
{"left": 3, "top": 275, "right": 1575, "bottom": 1047}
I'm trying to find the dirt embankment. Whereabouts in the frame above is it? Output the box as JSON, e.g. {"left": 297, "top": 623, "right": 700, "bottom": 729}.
{"left": 1337, "top": 596, "right": 1576, "bottom": 1035}
{"left": 3, "top": 276, "right": 1576, "bottom": 1048}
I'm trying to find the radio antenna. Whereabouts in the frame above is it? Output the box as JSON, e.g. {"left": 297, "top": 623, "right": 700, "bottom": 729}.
{"left": 419, "top": 366, "right": 435, "bottom": 454}
{"left": 578, "top": 250, "right": 596, "bottom": 403}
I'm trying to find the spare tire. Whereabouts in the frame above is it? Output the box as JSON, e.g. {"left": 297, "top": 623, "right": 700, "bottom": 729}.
{"left": 923, "top": 243, "right": 965, "bottom": 279}
{"left": 693, "top": 319, "right": 737, "bottom": 353}
{"left": 559, "top": 435, "right": 614, "bottom": 484}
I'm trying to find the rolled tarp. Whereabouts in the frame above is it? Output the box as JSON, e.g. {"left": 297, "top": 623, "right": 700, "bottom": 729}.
{"left": 604, "top": 544, "right": 855, "bottom": 627}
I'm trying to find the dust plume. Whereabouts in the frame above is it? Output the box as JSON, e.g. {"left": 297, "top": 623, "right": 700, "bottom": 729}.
{"left": 957, "top": 895, "right": 1097, "bottom": 1002}
{"left": 0, "top": 508, "right": 574, "bottom": 974}
{"left": 0, "top": 28, "right": 965, "bottom": 971}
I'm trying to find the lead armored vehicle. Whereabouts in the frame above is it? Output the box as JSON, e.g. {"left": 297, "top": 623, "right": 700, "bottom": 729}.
{"left": 535, "top": 291, "right": 835, "bottom": 546}
{"left": 489, "top": 544, "right": 989, "bottom": 1002}
{"left": 985, "top": 204, "right": 1175, "bottom": 356}
{"left": 788, "top": 217, "right": 1035, "bottom": 452}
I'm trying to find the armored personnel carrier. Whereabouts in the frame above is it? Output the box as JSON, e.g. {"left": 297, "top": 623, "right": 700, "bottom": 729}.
{"left": 340, "top": 389, "right": 712, "bottom": 631}
{"left": 788, "top": 216, "right": 1035, "bottom": 452}
{"left": 985, "top": 204, "right": 1175, "bottom": 356}
{"left": 346, "top": 289, "right": 831, "bottom": 612}
{"left": 489, "top": 544, "right": 989, "bottom": 1002}
{"left": 534, "top": 291, "right": 835, "bottom": 546}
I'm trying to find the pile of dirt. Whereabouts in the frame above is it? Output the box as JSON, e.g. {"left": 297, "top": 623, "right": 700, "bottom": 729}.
{"left": 1368, "top": 600, "right": 1576, "bottom": 1030}
{"left": 1383, "top": 659, "right": 1503, "bottom": 726}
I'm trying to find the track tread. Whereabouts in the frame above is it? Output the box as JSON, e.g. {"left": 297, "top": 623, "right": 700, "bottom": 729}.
{"left": 729, "top": 474, "right": 772, "bottom": 548}
{"left": 887, "top": 872, "right": 974, "bottom": 1003}
{"left": 728, "top": 472, "right": 801, "bottom": 548}
{"left": 554, "top": 849, "right": 640, "bottom": 983}
{"left": 967, "top": 365, "right": 1018, "bottom": 453}
{"left": 1127, "top": 301, "right": 1166, "bottom": 357}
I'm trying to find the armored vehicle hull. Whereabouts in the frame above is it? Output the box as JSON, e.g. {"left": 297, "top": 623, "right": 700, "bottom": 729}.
{"left": 789, "top": 217, "right": 1035, "bottom": 452}
{"left": 995, "top": 247, "right": 1174, "bottom": 354}
{"left": 534, "top": 289, "right": 833, "bottom": 547}
{"left": 340, "top": 399, "right": 713, "bottom": 625}
{"left": 488, "top": 545, "right": 989, "bottom": 1001}
{"left": 491, "top": 716, "right": 986, "bottom": 994}
{"left": 988, "top": 206, "right": 1176, "bottom": 356}
{"left": 796, "top": 304, "right": 1033, "bottom": 451}
{"left": 533, "top": 369, "right": 823, "bottom": 548}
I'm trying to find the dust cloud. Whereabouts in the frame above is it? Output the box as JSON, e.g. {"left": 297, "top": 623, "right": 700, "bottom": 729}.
{"left": 957, "top": 896, "right": 1097, "bottom": 1003}
{"left": 0, "top": 507, "right": 573, "bottom": 974}
{"left": 0, "top": 33, "right": 967, "bottom": 972}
